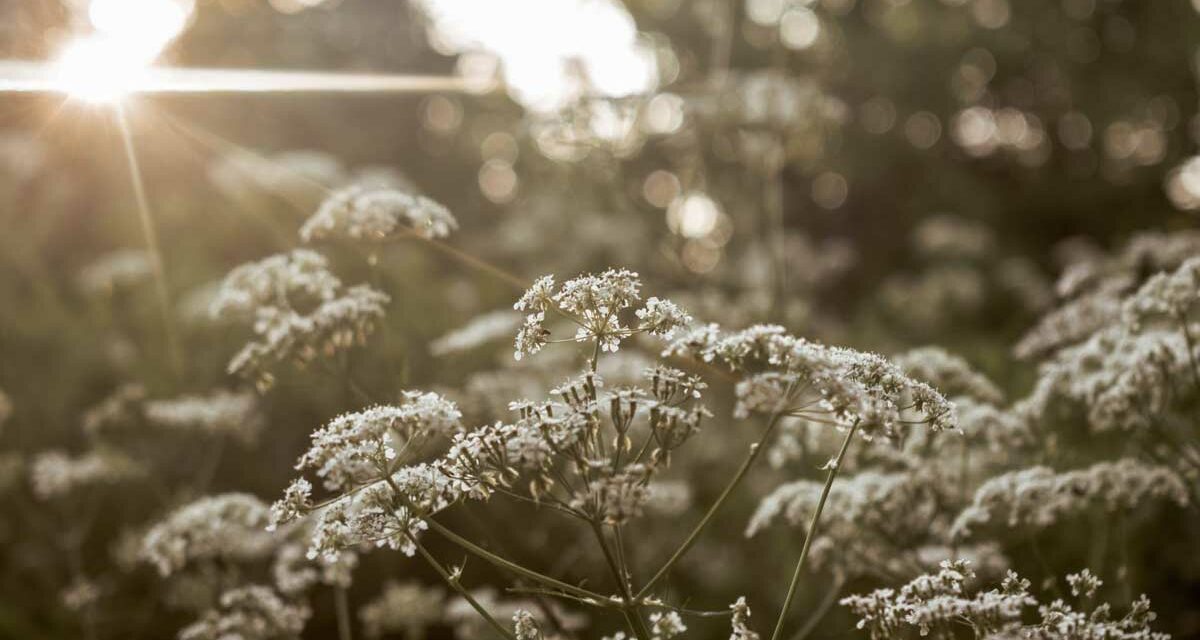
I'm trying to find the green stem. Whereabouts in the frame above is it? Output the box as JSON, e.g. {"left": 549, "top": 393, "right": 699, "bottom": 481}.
{"left": 590, "top": 522, "right": 651, "bottom": 640}
{"left": 407, "top": 531, "right": 516, "bottom": 640}
{"left": 426, "top": 516, "right": 608, "bottom": 603}
{"left": 769, "top": 421, "right": 858, "bottom": 640}
{"left": 334, "top": 585, "right": 353, "bottom": 640}
{"left": 383, "top": 477, "right": 606, "bottom": 605}
{"left": 636, "top": 411, "right": 785, "bottom": 598}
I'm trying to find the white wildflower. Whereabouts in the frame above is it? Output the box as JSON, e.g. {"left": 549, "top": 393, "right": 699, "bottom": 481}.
{"left": 30, "top": 448, "right": 143, "bottom": 499}
{"left": 142, "top": 493, "right": 276, "bottom": 576}
{"left": 293, "top": 393, "right": 462, "bottom": 492}
{"left": 636, "top": 297, "right": 692, "bottom": 338}
{"left": 358, "top": 580, "right": 445, "bottom": 638}
{"left": 431, "top": 310, "right": 522, "bottom": 356}
{"left": 952, "top": 459, "right": 1189, "bottom": 538}
{"left": 893, "top": 347, "right": 1004, "bottom": 405}
{"left": 179, "top": 585, "right": 310, "bottom": 640}
{"left": 144, "top": 389, "right": 264, "bottom": 444}
{"left": 78, "top": 248, "right": 153, "bottom": 297}
{"left": 1067, "top": 568, "right": 1102, "bottom": 599}
{"left": 513, "top": 609, "right": 542, "bottom": 640}
{"left": 300, "top": 186, "right": 457, "bottom": 243}
{"left": 648, "top": 611, "right": 686, "bottom": 639}
{"left": 729, "top": 596, "right": 759, "bottom": 640}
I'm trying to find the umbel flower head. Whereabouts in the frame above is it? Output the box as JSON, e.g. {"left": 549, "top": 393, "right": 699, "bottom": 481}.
{"left": 439, "top": 366, "right": 708, "bottom": 524}
{"left": 269, "top": 392, "right": 466, "bottom": 561}
{"left": 511, "top": 269, "right": 691, "bottom": 360}
{"left": 143, "top": 389, "right": 265, "bottom": 445}
{"left": 746, "top": 469, "right": 951, "bottom": 577}
{"left": 841, "top": 560, "right": 1169, "bottom": 640}
{"left": 211, "top": 249, "right": 389, "bottom": 390}
{"left": 141, "top": 493, "right": 277, "bottom": 577}
{"left": 951, "top": 459, "right": 1189, "bottom": 539}
{"left": 291, "top": 392, "right": 464, "bottom": 494}
{"left": 179, "top": 584, "right": 310, "bottom": 640}
{"left": 892, "top": 346, "right": 1003, "bottom": 405}
{"left": 300, "top": 185, "right": 458, "bottom": 243}
{"left": 30, "top": 447, "right": 144, "bottom": 500}
{"left": 357, "top": 580, "right": 445, "bottom": 639}
{"left": 665, "top": 324, "right": 957, "bottom": 441}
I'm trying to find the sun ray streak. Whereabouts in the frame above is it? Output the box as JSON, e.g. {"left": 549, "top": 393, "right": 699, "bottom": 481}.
{"left": 151, "top": 107, "right": 333, "bottom": 217}
{"left": 115, "top": 104, "right": 183, "bottom": 375}
{"left": 144, "top": 106, "right": 310, "bottom": 248}
{"left": 0, "top": 61, "right": 477, "bottom": 96}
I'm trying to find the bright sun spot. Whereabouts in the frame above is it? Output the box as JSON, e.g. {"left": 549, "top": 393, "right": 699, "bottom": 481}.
{"left": 53, "top": 0, "right": 193, "bottom": 103}
{"left": 416, "top": 0, "right": 658, "bottom": 112}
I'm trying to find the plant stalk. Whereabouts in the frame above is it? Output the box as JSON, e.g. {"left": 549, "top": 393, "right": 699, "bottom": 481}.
{"left": 769, "top": 421, "right": 858, "bottom": 640}
{"left": 637, "top": 411, "right": 785, "bottom": 598}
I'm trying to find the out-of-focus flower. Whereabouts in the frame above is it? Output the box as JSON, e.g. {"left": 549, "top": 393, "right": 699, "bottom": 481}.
{"left": 78, "top": 248, "right": 153, "bottom": 297}
{"left": 358, "top": 580, "right": 445, "bottom": 639}
{"left": 301, "top": 186, "right": 458, "bottom": 243}
{"left": 142, "top": 493, "right": 276, "bottom": 576}
{"left": 179, "top": 585, "right": 310, "bottom": 640}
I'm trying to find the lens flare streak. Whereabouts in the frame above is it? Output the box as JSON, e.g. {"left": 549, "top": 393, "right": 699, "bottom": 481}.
{"left": 0, "top": 61, "right": 475, "bottom": 97}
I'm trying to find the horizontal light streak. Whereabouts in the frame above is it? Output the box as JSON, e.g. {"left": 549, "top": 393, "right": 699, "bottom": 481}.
{"left": 0, "top": 61, "right": 478, "bottom": 96}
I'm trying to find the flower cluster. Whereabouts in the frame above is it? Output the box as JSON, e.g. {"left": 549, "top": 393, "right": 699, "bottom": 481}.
{"left": 440, "top": 367, "right": 708, "bottom": 524}
{"left": 729, "top": 596, "right": 759, "bottom": 640}
{"left": 951, "top": 460, "right": 1189, "bottom": 538}
{"left": 746, "top": 469, "right": 950, "bottom": 578}
{"left": 840, "top": 561, "right": 1030, "bottom": 639}
{"left": 143, "top": 389, "right": 265, "bottom": 444}
{"left": 79, "top": 384, "right": 267, "bottom": 446}
{"left": 357, "top": 580, "right": 445, "bottom": 638}
{"left": 513, "top": 609, "right": 542, "bottom": 640}
{"left": 292, "top": 393, "right": 463, "bottom": 493}
{"left": 300, "top": 186, "right": 458, "bottom": 243}
{"left": 430, "top": 310, "right": 522, "bottom": 357}
{"left": 1015, "top": 231, "right": 1200, "bottom": 359}
{"left": 1123, "top": 256, "right": 1200, "bottom": 328}
{"left": 211, "top": 249, "right": 389, "bottom": 390}
{"left": 326, "top": 463, "right": 461, "bottom": 560}
{"left": 179, "top": 585, "right": 310, "bottom": 640}
{"left": 842, "top": 561, "right": 1168, "bottom": 640}
{"left": 141, "top": 493, "right": 276, "bottom": 577}
{"left": 667, "top": 324, "right": 957, "bottom": 440}
{"left": 272, "top": 539, "right": 357, "bottom": 595}
{"left": 512, "top": 270, "right": 690, "bottom": 360}
{"left": 29, "top": 448, "right": 143, "bottom": 499}
{"left": 893, "top": 347, "right": 1003, "bottom": 405}
{"left": 648, "top": 611, "right": 686, "bottom": 638}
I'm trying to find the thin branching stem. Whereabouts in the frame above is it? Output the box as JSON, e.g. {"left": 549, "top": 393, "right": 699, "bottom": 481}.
{"left": 769, "top": 420, "right": 859, "bottom": 640}
{"left": 590, "top": 521, "right": 652, "bottom": 640}
{"left": 406, "top": 530, "right": 517, "bottom": 640}
{"left": 636, "top": 410, "right": 786, "bottom": 598}
{"left": 425, "top": 516, "right": 609, "bottom": 603}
